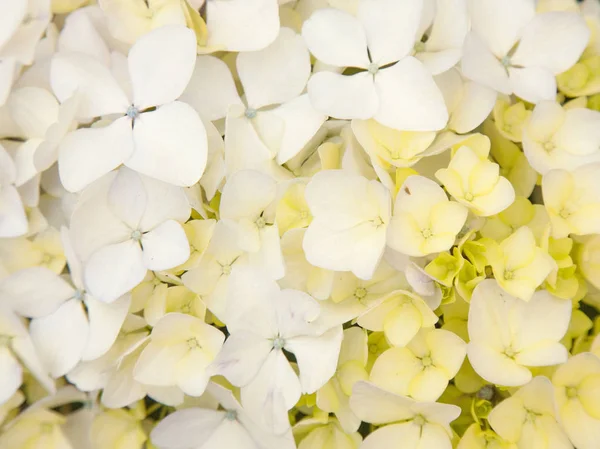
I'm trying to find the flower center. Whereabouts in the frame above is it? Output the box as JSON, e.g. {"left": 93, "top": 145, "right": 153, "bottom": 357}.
{"left": 74, "top": 290, "right": 85, "bottom": 301}
{"left": 354, "top": 287, "right": 367, "bottom": 300}
{"left": 367, "top": 63, "right": 379, "bottom": 75}
{"left": 126, "top": 105, "right": 140, "bottom": 119}
{"left": 273, "top": 336, "right": 286, "bottom": 350}
{"left": 221, "top": 264, "right": 232, "bottom": 275}
{"left": 372, "top": 216, "right": 383, "bottom": 227}
{"left": 504, "top": 346, "right": 517, "bottom": 358}
{"left": 413, "top": 415, "right": 426, "bottom": 427}
{"left": 503, "top": 270, "right": 514, "bottom": 280}
{"left": 421, "top": 228, "right": 432, "bottom": 239}
{"left": 245, "top": 108, "right": 257, "bottom": 119}
{"left": 543, "top": 141, "right": 555, "bottom": 152}
{"left": 131, "top": 230, "right": 142, "bottom": 241}
{"left": 559, "top": 209, "right": 571, "bottom": 219}
{"left": 413, "top": 41, "right": 426, "bottom": 53}
{"left": 421, "top": 355, "right": 433, "bottom": 367}
{"left": 187, "top": 337, "right": 200, "bottom": 349}
{"left": 464, "top": 192, "right": 474, "bottom": 201}
{"left": 501, "top": 55, "right": 511, "bottom": 68}
{"left": 225, "top": 409, "right": 237, "bottom": 421}
{"left": 566, "top": 386, "right": 578, "bottom": 398}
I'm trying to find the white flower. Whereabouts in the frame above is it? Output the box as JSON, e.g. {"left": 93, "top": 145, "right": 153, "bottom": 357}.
{"left": 467, "top": 280, "right": 570, "bottom": 387}
{"left": 69, "top": 167, "right": 191, "bottom": 303}
{"left": 50, "top": 25, "right": 207, "bottom": 191}
{"left": 133, "top": 313, "right": 224, "bottom": 396}
{"left": 303, "top": 169, "right": 391, "bottom": 280}
{"left": 350, "top": 381, "right": 461, "bottom": 449}
{"left": 0, "top": 143, "right": 27, "bottom": 238}
{"left": 302, "top": 0, "right": 448, "bottom": 131}
{"left": 523, "top": 101, "right": 600, "bottom": 174}
{"left": 212, "top": 268, "right": 343, "bottom": 434}
{"left": 28, "top": 228, "right": 131, "bottom": 378}
{"left": 219, "top": 170, "right": 285, "bottom": 280}
{"left": 462, "top": 0, "right": 589, "bottom": 103}
{"left": 151, "top": 383, "right": 296, "bottom": 449}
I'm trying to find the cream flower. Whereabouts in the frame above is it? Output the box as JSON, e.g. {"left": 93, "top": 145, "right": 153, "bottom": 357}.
{"left": 436, "top": 143, "right": 515, "bottom": 217}
{"left": 467, "top": 280, "right": 570, "bottom": 387}
{"left": 387, "top": 175, "right": 468, "bottom": 256}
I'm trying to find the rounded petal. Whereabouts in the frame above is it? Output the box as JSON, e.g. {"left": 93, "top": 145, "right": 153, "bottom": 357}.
{"left": 467, "top": 0, "right": 535, "bottom": 58}
{"left": 58, "top": 118, "right": 134, "bottom": 193}
{"left": 448, "top": 81, "right": 497, "bottom": 134}
{"left": 461, "top": 33, "right": 511, "bottom": 94}
{"left": 237, "top": 27, "right": 310, "bottom": 109}
{"left": 212, "top": 332, "right": 273, "bottom": 386}
{"left": 127, "top": 101, "right": 207, "bottom": 187}
{"left": 134, "top": 342, "right": 188, "bottom": 387}
{"left": 374, "top": 57, "right": 448, "bottom": 132}
{"left": 50, "top": 52, "right": 129, "bottom": 119}
{"left": 307, "top": 71, "right": 378, "bottom": 120}
{"left": 141, "top": 220, "right": 190, "bottom": 271}
{"left": 129, "top": 25, "right": 197, "bottom": 108}
{"left": 0, "top": 0, "right": 26, "bottom": 49}
{"left": 0, "top": 185, "right": 28, "bottom": 238}
{"left": 508, "top": 66, "right": 557, "bottom": 103}
{"left": 301, "top": 8, "right": 369, "bottom": 68}
{"left": 150, "top": 408, "right": 224, "bottom": 449}
{"left": 383, "top": 303, "right": 422, "bottom": 347}
{"left": 370, "top": 347, "right": 422, "bottom": 397}
{"left": 0, "top": 348, "right": 22, "bottom": 405}
{"left": 467, "top": 343, "right": 532, "bottom": 386}
{"left": 82, "top": 294, "right": 130, "bottom": 361}
{"left": 350, "top": 381, "right": 415, "bottom": 425}
{"left": 84, "top": 240, "right": 147, "bottom": 304}
{"left": 511, "top": 12, "right": 590, "bottom": 74}
{"left": 179, "top": 55, "right": 243, "bottom": 121}
{"left": 357, "top": 0, "right": 422, "bottom": 65}
{"left": 7, "top": 87, "right": 58, "bottom": 138}
{"left": 206, "top": 0, "right": 280, "bottom": 52}
{"left": 361, "top": 423, "right": 421, "bottom": 449}
{"left": 29, "top": 299, "right": 89, "bottom": 378}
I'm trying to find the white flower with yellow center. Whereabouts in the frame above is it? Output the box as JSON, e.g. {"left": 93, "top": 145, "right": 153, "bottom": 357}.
{"left": 542, "top": 163, "right": 600, "bottom": 239}
{"left": 133, "top": 312, "right": 224, "bottom": 397}
{"left": 303, "top": 169, "right": 391, "bottom": 280}
{"left": 467, "top": 280, "right": 570, "bottom": 387}
{"left": 552, "top": 353, "right": 600, "bottom": 449}
{"left": 350, "top": 381, "right": 461, "bottom": 449}
{"left": 370, "top": 328, "right": 466, "bottom": 402}
{"left": 523, "top": 101, "right": 600, "bottom": 174}
{"left": 387, "top": 175, "right": 468, "bottom": 257}
{"left": 488, "top": 376, "right": 572, "bottom": 449}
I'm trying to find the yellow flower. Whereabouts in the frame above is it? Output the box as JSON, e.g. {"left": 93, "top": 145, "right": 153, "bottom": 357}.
{"left": 91, "top": 409, "right": 147, "bottom": 449}
{"left": 485, "top": 226, "right": 556, "bottom": 301}
{"left": 493, "top": 98, "right": 531, "bottom": 142}
{"left": 276, "top": 181, "right": 312, "bottom": 235}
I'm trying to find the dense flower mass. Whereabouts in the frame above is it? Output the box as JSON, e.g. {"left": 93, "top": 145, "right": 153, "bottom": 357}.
{"left": 2, "top": 0, "right": 600, "bottom": 448}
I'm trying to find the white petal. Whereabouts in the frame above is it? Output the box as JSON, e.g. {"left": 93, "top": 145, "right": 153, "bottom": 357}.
{"left": 126, "top": 101, "right": 207, "bottom": 187}
{"left": 508, "top": 67, "right": 556, "bottom": 103}
{"left": 0, "top": 1, "right": 26, "bottom": 49}
{"left": 0, "top": 267, "right": 74, "bottom": 318}
{"left": 58, "top": 8, "right": 110, "bottom": 65}
{"left": 374, "top": 57, "right": 448, "bottom": 131}
{"left": 133, "top": 343, "right": 187, "bottom": 387}
{"left": 554, "top": 108, "right": 600, "bottom": 156}
{"left": 11, "top": 334, "right": 55, "bottom": 395}
{"left": 7, "top": 87, "right": 58, "bottom": 138}
{"left": 180, "top": 56, "right": 243, "bottom": 121}
{"left": 285, "top": 326, "right": 343, "bottom": 393}
{"left": 29, "top": 299, "right": 89, "bottom": 378}
{"left": 467, "top": 0, "right": 535, "bottom": 58}
{"left": 357, "top": 0, "right": 422, "bottom": 65}
{"left": 448, "top": 81, "right": 496, "bottom": 134}
{"left": 467, "top": 343, "right": 532, "bottom": 386}
{"left": 129, "top": 25, "right": 197, "bottom": 108}
{"left": 349, "top": 381, "right": 415, "bottom": 424}
{"left": 138, "top": 174, "right": 191, "bottom": 231}
{"left": 426, "top": 0, "right": 469, "bottom": 51}
{"left": 307, "top": 71, "right": 378, "bottom": 120}
{"left": 141, "top": 220, "right": 190, "bottom": 271}
{"left": 272, "top": 94, "right": 327, "bottom": 165}
{"left": 84, "top": 240, "right": 147, "bottom": 304}
{"left": 461, "top": 33, "right": 511, "bottom": 94}
{"left": 0, "top": 185, "right": 27, "bottom": 238}
{"left": 220, "top": 169, "right": 277, "bottom": 222}
{"left": 50, "top": 52, "right": 129, "bottom": 119}
{"left": 237, "top": 27, "right": 310, "bottom": 109}
{"left": 82, "top": 294, "right": 130, "bottom": 361}
{"left": 200, "top": 419, "right": 259, "bottom": 449}
{"left": 150, "top": 408, "right": 224, "bottom": 449}
{"left": 247, "top": 226, "right": 285, "bottom": 280}
{"left": 0, "top": 348, "right": 22, "bottom": 405}
{"left": 107, "top": 167, "right": 147, "bottom": 230}
{"left": 58, "top": 118, "right": 134, "bottom": 193}
{"left": 0, "top": 58, "right": 17, "bottom": 108}
{"left": 206, "top": 0, "right": 280, "bottom": 52}
{"left": 511, "top": 12, "right": 590, "bottom": 74}
{"left": 301, "top": 8, "right": 369, "bottom": 68}
{"left": 361, "top": 423, "right": 421, "bottom": 449}
{"left": 241, "top": 350, "right": 300, "bottom": 434}
{"left": 211, "top": 332, "right": 273, "bottom": 386}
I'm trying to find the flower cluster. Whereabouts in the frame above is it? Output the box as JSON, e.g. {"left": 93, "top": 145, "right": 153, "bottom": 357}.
{"left": 2, "top": 0, "right": 600, "bottom": 448}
